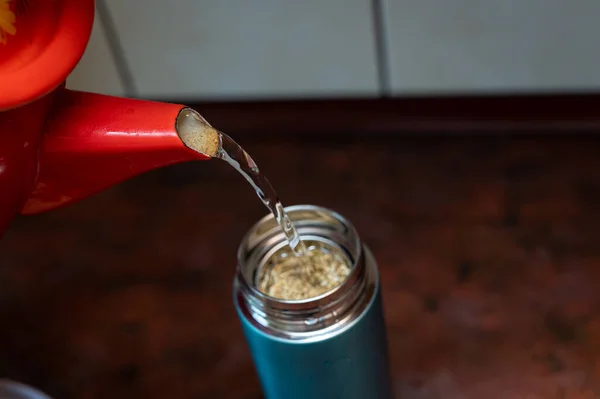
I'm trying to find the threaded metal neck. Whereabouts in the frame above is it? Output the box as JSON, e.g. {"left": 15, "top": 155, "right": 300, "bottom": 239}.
{"left": 234, "top": 205, "right": 377, "bottom": 341}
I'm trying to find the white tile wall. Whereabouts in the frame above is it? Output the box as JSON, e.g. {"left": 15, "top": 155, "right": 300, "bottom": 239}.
{"left": 104, "top": 0, "right": 379, "bottom": 100}
{"left": 67, "top": 0, "right": 600, "bottom": 99}
{"left": 384, "top": 0, "right": 600, "bottom": 94}
{"left": 66, "top": 11, "right": 125, "bottom": 96}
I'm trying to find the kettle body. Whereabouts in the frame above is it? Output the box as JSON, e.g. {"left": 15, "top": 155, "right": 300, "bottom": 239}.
{"left": 0, "top": 0, "right": 207, "bottom": 236}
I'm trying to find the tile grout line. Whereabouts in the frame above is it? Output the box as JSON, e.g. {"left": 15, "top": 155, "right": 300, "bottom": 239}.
{"left": 371, "top": 0, "right": 392, "bottom": 97}
{"left": 95, "top": 0, "right": 139, "bottom": 98}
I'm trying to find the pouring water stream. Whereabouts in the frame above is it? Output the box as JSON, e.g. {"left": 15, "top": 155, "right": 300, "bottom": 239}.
{"left": 175, "top": 108, "right": 307, "bottom": 256}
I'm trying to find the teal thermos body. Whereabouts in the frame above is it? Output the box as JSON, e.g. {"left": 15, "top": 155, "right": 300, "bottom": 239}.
{"left": 234, "top": 205, "right": 393, "bottom": 399}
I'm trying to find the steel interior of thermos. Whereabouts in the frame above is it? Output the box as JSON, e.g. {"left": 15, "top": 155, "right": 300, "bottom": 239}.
{"left": 234, "top": 205, "right": 393, "bottom": 399}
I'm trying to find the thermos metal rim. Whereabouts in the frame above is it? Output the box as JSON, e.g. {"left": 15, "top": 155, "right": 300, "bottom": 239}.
{"left": 234, "top": 205, "right": 378, "bottom": 341}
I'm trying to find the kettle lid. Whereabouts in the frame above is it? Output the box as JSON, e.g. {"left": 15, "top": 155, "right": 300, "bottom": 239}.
{"left": 0, "top": 0, "right": 95, "bottom": 111}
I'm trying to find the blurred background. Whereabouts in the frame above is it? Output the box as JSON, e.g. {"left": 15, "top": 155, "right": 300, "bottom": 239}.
{"left": 4, "top": 1, "right": 600, "bottom": 398}
{"left": 68, "top": 0, "right": 600, "bottom": 100}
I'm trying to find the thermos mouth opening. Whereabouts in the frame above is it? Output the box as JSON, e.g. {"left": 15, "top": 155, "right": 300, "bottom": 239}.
{"left": 235, "top": 205, "right": 373, "bottom": 340}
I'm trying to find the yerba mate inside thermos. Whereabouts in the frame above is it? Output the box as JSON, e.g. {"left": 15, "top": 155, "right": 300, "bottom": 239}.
{"left": 234, "top": 205, "right": 393, "bottom": 399}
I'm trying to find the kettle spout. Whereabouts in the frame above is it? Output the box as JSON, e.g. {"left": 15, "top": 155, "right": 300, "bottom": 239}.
{"left": 22, "top": 90, "right": 211, "bottom": 215}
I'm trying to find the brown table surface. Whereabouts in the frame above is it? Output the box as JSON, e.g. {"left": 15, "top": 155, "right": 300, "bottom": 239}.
{"left": 2, "top": 135, "right": 600, "bottom": 398}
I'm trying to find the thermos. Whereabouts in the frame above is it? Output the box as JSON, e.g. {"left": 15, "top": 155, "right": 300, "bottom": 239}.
{"left": 234, "top": 205, "right": 393, "bottom": 399}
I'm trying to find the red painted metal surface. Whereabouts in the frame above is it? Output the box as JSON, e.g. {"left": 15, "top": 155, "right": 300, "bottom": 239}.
{"left": 0, "top": 0, "right": 95, "bottom": 110}
{"left": 0, "top": 0, "right": 210, "bottom": 237}
{"left": 22, "top": 90, "right": 208, "bottom": 215}
{"left": 22, "top": 90, "right": 206, "bottom": 214}
{"left": 0, "top": 0, "right": 97, "bottom": 235}
{"left": 0, "top": 87, "right": 208, "bottom": 236}
{"left": 0, "top": 90, "right": 56, "bottom": 235}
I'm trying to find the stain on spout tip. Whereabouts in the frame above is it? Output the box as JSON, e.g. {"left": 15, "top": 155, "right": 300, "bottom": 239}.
{"left": 175, "top": 107, "right": 221, "bottom": 158}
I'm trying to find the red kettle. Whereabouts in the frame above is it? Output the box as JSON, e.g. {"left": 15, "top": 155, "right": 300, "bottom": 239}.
{"left": 0, "top": 0, "right": 209, "bottom": 236}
